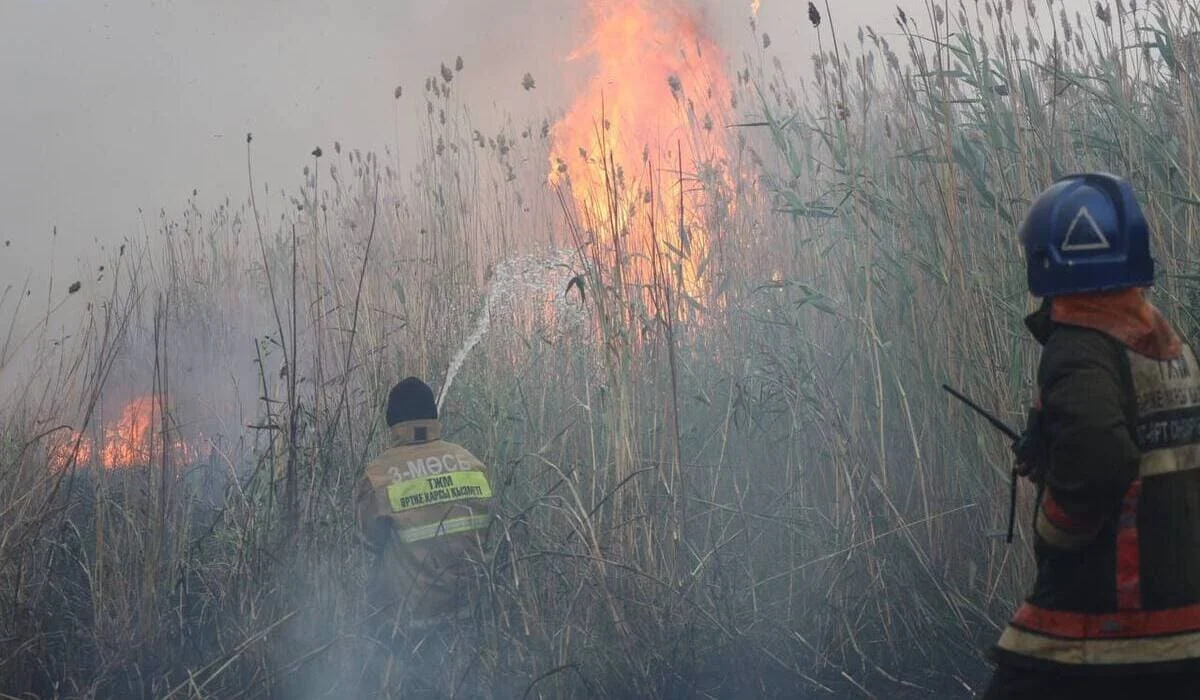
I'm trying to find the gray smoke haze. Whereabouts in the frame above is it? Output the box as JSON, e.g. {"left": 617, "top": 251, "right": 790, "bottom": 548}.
{"left": 0, "top": 1, "right": 1105, "bottom": 695}
{"left": 1, "top": 0, "right": 1088, "bottom": 334}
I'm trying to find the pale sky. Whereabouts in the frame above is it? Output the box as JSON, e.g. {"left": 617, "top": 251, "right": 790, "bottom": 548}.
{"left": 0, "top": 0, "right": 1091, "bottom": 315}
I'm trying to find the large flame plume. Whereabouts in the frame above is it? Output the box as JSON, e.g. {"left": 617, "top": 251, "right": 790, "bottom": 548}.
{"left": 549, "top": 0, "right": 735, "bottom": 310}
{"left": 50, "top": 395, "right": 200, "bottom": 472}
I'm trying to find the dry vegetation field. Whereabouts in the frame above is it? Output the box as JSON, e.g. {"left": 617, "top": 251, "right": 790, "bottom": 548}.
{"left": 2, "top": 1, "right": 1200, "bottom": 697}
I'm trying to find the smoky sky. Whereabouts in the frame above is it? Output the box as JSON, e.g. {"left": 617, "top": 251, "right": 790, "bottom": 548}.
{"left": 0, "top": 0, "right": 1090, "bottom": 325}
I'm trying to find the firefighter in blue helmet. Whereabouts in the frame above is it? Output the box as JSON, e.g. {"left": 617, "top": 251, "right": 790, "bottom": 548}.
{"left": 982, "top": 173, "right": 1200, "bottom": 698}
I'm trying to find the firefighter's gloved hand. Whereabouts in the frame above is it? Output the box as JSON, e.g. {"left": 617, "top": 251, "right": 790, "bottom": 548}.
{"left": 1013, "top": 436, "right": 1046, "bottom": 482}
{"left": 1012, "top": 407, "right": 1049, "bottom": 483}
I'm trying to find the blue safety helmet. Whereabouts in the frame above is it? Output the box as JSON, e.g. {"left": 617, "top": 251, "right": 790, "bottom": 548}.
{"left": 1018, "top": 172, "right": 1154, "bottom": 297}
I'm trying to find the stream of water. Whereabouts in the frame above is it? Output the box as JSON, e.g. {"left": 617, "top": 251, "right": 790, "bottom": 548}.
{"left": 436, "top": 249, "right": 579, "bottom": 411}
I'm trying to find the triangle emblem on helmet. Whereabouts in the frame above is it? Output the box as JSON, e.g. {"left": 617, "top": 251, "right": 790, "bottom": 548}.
{"left": 1061, "top": 205, "right": 1111, "bottom": 252}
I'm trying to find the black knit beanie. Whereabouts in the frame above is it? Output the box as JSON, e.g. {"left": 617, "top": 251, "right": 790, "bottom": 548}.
{"left": 386, "top": 377, "right": 437, "bottom": 426}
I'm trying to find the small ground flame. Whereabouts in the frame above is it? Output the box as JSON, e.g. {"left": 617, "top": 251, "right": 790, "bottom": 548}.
{"left": 549, "top": 0, "right": 734, "bottom": 310}
{"left": 49, "top": 395, "right": 199, "bottom": 472}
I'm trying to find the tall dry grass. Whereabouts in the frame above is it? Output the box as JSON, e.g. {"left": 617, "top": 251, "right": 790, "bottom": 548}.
{"left": 2, "top": 1, "right": 1200, "bottom": 697}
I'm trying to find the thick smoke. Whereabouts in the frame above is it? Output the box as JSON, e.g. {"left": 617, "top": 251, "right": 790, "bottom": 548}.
{"left": 0, "top": 0, "right": 995, "bottom": 327}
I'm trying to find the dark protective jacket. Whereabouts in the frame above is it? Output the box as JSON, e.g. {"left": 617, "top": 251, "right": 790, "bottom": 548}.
{"left": 993, "top": 289, "right": 1200, "bottom": 671}
{"left": 356, "top": 418, "right": 493, "bottom": 622}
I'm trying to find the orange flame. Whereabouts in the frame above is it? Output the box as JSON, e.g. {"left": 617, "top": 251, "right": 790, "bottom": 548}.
{"left": 49, "top": 395, "right": 199, "bottom": 472}
{"left": 549, "top": 0, "right": 734, "bottom": 311}
{"left": 751, "top": 0, "right": 761, "bottom": 16}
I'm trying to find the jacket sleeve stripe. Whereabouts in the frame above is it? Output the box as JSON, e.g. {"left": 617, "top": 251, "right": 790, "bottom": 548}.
{"left": 1036, "top": 490, "right": 1104, "bottom": 549}
{"left": 1036, "top": 509, "right": 1096, "bottom": 549}
{"left": 1040, "top": 489, "right": 1104, "bottom": 535}
{"left": 396, "top": 514, "right": 492, "bottom": 544}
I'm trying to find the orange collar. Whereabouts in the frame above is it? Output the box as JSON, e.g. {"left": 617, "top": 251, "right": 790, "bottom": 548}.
{"left": 1050, "top": 289, "right": 1182, "bottom": 360}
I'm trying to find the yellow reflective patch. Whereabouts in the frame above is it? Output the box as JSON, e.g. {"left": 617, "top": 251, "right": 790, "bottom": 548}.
{"left": 387, "top": 470, "right": 492, "bottom": 512}
{"left": 397, "top": 514, "right": 492, "bottom": 543}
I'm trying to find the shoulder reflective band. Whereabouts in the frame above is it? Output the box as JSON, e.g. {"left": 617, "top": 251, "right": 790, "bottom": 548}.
{"left": 396, "top": 514, "right": 492, "bottom": 544}
{"left": 386, "top": 470, "right": 493, "bottom": 513}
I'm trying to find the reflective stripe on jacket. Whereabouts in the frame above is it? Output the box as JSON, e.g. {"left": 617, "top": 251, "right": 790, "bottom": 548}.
{"left": 994, "top": 291, "right": 1200, "bottom": 671}
{"left": 356, "top": 419, "right": 493, "bottom": 621}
